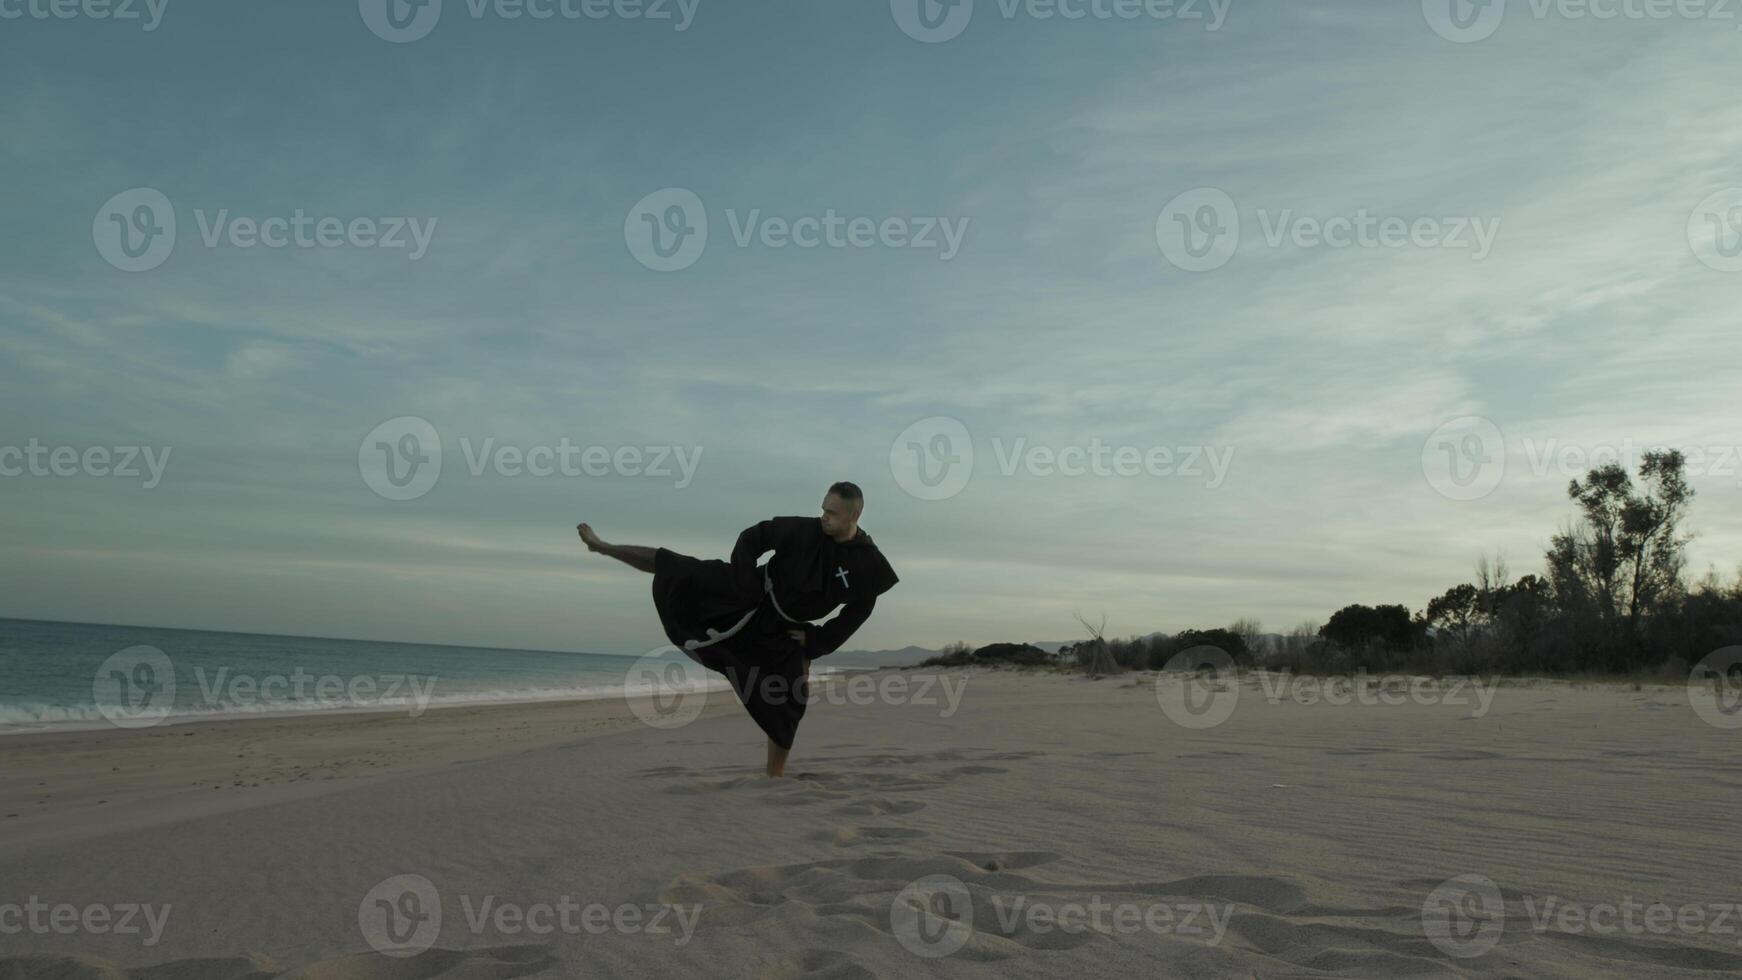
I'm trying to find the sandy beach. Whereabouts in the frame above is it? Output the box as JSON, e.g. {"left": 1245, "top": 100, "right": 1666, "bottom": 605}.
{"left": 2, "top": 667, "right": 1738, "bottom": 979}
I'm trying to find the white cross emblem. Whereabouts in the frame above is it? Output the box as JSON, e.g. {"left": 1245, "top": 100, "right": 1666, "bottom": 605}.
{"left": 835, "top": 566, "right": 850, "bottom": 588}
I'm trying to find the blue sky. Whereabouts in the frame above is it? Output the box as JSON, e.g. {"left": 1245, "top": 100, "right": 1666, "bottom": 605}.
{"left": 3, "top": 0, "right": 1740, "bottom": 655}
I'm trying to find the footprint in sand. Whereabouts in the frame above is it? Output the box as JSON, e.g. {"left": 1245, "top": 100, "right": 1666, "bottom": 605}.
{"left": 755, "top": 947, "right": 876, "bottom": 980}
{"left": 832, "top": 797, "right": 925, "bottom": 817}
{"left": 818, "top": 825, "right": 928, "bottom": 847}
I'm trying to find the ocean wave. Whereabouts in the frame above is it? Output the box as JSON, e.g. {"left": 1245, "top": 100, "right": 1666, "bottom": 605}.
{"left": 0, "top": 674, "right": 746, "bottom": 735}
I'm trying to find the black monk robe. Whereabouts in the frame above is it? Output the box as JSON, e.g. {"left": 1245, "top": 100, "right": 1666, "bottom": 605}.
{"left": 650, "top": 516, "right": 899, "bottom": 749}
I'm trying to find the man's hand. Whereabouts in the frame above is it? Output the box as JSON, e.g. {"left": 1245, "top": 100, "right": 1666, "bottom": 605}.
{"left": 787, "top": 628, "right": 806, "bottom": 646}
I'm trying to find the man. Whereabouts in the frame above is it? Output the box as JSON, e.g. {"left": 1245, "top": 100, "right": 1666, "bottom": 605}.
{"left": 577, "top": 482, "right": 898, "bottom": 777}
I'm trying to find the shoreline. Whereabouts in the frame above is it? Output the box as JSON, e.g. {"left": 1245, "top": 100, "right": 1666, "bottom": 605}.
{"left": 0, "top": 668, "right": 894, "bottom": 857}
{"left": 0, "top": 662, "right": 885, "bottom": 738}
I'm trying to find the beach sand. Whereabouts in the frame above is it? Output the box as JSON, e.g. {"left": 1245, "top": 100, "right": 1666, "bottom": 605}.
{"left": 1, "top": 668, "right": 1737, "bottom": 978}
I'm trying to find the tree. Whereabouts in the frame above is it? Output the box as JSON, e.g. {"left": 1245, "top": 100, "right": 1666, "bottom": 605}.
{"left": 1165, "top": 628, "right": 1252, "bottom": 666}
{"left": 1424, "top": 583, "right": 1482, "bottom": 645}
{"left": 1229, "top": 617, "right": 1264, "bottom": 658}
{"left": 1546, "top": 449, "right": 1693, "bottom": 669}
{"left": 1320, "top": 604, "right": 1423, "bottom": 669}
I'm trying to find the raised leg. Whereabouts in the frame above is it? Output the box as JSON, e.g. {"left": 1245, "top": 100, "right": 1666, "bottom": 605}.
{"left": 577, "top": 523, "right": 658, "bottom": 573}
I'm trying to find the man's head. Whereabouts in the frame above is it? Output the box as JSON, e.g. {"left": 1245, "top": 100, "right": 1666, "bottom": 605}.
{"left": 819, "top": 481, "right": 864, "bottom": 541}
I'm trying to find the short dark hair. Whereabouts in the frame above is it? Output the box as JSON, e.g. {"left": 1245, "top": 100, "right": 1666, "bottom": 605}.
{"left": 828, "top": 481, "right": 863, "bottom": 506}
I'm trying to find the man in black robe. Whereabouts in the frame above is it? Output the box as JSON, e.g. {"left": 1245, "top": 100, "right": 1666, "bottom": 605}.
{"left": 577, "top": 481, "right": 898, "bottom": 777}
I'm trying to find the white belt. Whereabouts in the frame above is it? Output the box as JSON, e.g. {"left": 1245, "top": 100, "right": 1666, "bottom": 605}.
{"left": 681, "top": 563, "right": 802, "bottom": 651}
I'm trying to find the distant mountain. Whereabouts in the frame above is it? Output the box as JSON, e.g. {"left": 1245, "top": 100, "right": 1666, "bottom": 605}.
{"left": 826, "top": 645, "right": 940, "bottom": 668}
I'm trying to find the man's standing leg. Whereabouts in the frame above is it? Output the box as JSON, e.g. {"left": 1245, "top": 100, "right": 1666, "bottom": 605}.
{"left": 577, "top": 523, "right": 657, "bottom": 573}
{"left": 765, "top": 738, "right": 791, "bottom": 778}
{"left": 764, "top": 657, "right": 808, "bottom": 778}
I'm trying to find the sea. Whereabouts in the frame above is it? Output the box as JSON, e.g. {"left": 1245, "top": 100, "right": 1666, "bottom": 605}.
{"left": 0, "top": 618, "right": 743, "bottom": 735}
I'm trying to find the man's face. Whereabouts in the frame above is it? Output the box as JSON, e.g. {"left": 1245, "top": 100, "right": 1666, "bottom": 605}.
{"left": 819, "top": 493, "right": 860, "bottom": 536}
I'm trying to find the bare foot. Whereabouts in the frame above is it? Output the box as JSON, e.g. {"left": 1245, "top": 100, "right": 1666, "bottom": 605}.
{"left": 576, "top": 523, "right": 609, "bottom": 553}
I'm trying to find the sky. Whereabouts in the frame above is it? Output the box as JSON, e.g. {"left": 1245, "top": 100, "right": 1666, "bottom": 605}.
{"left": 2, "top": 0, "right": 1741, "bottom": 657}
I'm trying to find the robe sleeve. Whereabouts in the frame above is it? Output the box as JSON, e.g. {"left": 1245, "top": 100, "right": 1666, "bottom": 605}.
{"left": 731, "top": 519, "right": 771, "bottom": 562}
{"left": 804, "top": 596, "right": 876, "bottom": 658}
{"left": 729, "top": 518, "right": 784, "bottom": 591}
